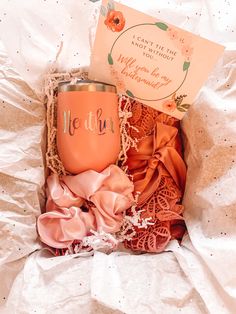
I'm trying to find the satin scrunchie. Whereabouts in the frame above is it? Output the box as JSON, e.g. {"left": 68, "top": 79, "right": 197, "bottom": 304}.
{"left": 37, "top": 165, "right": 134, "bottom": 248}
{"left": 37, "top": 207, "right": 96, "bottom": 249}
{"left": 126, "top": 122, "right": 186, "bottom": 205}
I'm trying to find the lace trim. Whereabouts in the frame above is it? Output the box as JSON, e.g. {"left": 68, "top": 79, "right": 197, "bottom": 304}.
{"left": 125, "top": 221, "right": 171, "bottom": 253}
{"left": 127, "top": 99, "right": 178, "bottom": 141}
{"left": 123, "top": 173, "right": 184, "bottom": 253}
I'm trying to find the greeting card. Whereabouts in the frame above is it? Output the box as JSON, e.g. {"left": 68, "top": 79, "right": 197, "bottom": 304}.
{"left": 89, "top": 0, "right": 224, "bottom": 119}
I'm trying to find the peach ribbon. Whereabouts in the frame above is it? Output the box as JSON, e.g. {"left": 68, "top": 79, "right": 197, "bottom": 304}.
{"left": 37, "top": 165, "right": 134, "bottom": 248}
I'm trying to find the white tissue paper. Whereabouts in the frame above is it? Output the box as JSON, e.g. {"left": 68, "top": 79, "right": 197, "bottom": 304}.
{"left": 0, "top": 0, "right": 236, "bottom": 313}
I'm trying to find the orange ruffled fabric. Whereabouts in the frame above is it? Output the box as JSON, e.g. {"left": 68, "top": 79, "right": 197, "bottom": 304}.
{"left": 126, "top": 121, "right": 186, "bottom": 205}
{"left": 123, "top": 100, "right": 187, "bottom": 253}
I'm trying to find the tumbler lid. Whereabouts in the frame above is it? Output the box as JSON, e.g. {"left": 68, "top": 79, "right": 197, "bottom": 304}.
{"left": 58, "top": 79, "right": 117, "bottom": 93}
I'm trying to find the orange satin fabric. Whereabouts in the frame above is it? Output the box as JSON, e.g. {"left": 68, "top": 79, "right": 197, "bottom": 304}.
{"left": 123, "top": 99, "right": 187, "bottom": 253}
{"left": 126, "top": 122, "right": 186, "bottom": 205}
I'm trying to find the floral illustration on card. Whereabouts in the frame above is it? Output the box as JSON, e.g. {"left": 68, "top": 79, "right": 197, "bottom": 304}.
{"left": 106, "top": 20, "right": 193, "bottom": 103}
{"left": 161, "top": 24, "right": 194, "bottom": 66}
{"left": 162, "top": 93, "right": 190, "bottom": 113}
{"left": 101, "top": 0, "right": 125, "bottom": 32}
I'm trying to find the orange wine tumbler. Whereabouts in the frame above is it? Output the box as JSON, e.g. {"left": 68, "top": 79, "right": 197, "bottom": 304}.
{"left": 57, "top": 80, "right": 120, "bottom": 174}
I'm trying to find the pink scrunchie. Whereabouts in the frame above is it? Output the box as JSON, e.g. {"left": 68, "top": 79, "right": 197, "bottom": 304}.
{"left": 37, "top": 165, "right": 134, "bottom": 248}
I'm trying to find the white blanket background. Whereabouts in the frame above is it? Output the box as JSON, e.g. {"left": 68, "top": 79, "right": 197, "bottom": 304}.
{"left": 0, "top": 1, "right": 236, "bottom": 313}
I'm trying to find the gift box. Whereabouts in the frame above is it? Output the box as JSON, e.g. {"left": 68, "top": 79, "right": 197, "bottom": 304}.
{"left": 1, "top": 1, "right": 236, "bottom": 313}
